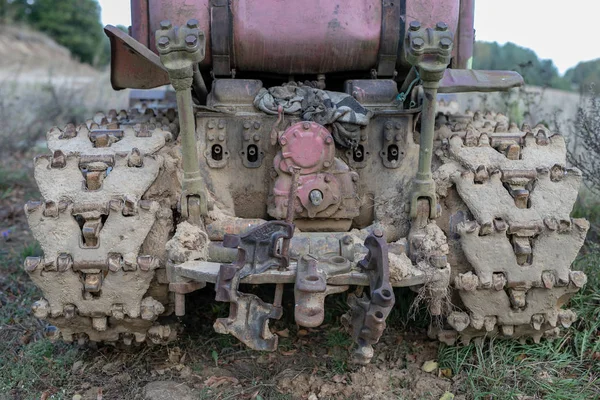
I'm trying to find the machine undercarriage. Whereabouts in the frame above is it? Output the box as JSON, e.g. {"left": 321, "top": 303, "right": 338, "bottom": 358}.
{"left": 23, "top": 12, "right": 588, "bottom": 365}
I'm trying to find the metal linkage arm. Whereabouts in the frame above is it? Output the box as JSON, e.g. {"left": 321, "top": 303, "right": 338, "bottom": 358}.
{"left": 405, "top": 21, "right": 454, "bottom": 218}
{"left": 156, "top": 20, "right": 210, "bottom": 224}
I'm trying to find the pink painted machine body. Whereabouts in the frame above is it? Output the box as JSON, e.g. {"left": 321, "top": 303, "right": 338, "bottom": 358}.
{"left": 129, "top": 0, "right": 466, "bottom": 77}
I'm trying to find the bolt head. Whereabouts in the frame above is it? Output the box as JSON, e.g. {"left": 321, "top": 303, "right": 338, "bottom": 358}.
{"left": 157, "top": 36, "right": 170, "bottom": 48}
{"left": 253, "top": 134, "right": 260, "bottom": 142}
{"left": 187, "top": 19, "right": 199, "bottom": 29}
{"left": 409, "top": 21, "right": 421, "bottom": 31}
{"left": 373, "top": 228, "right": 384, "bottom": 238}
{"left": 185, "top": 34, "right": 198, "bottom": 47}
{"left": 303, "top": 122, "right": 311, "bottom": 130}
{"left": 160, "top": 20, "right": 172, "bottom": 30}
{"left": 309, "top": 190, "right": 324, "bottom": 206}
{"left": 243, "top": 121, "right": 251, "bottom": 129}
{"left": 323, "top": 161, "right": 331, "bottom": 168}
{"left": 385, "top": 132, "right": 393, "bottom": 141}
{"left": 253, "top": 121, "right": 261, "bottom": 129}
{"left": 325, "top": 136, "right": 333, "bottom": 144}
{"left": 440, "top": 37, "right": 452, "bottom": 50}
{"left": 280, "top": 137, "right": 287, "bottom": 145}
{"left": 436, "top": 21, "right": 448, "bottom": 31}
{"left": 324, "top": 175, "right": 331, "bottom": 183}
{"left": 412, "top": 37, "right": 425, "bottom": 50}
{"left": 385, "top": 121, "right": 393, "bottom": 130}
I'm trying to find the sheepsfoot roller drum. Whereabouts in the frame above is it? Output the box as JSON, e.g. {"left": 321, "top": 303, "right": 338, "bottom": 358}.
{"left": 23, "top": 0, "right": 589, "bottom": 365}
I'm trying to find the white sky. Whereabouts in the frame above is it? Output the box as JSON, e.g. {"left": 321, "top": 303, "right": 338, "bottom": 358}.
{"left": 99, "top": 0, "right": 599, "bottom": 75}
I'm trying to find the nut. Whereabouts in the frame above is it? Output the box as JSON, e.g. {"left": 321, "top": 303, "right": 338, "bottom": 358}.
{"left": 186, "top": 19, "right": 199, "bottom": 29}
{"left": 409, "top": 21, "right": 421, "bottom": 31}
{"left": 185, "top": 34, "right": 197, "bottom": 47}
{"left": 440, "top": 37, "right": 452, "bottom": 50}
{"left": 436, "top": 21, "right": 448, "bottom": 31}
{"left": 157, "top": 36, "right": 170, "bottom": 48}
{"left": 412, "top": 38, "right": 425, "bottom": 50}
{"left": 160, "top": 20, "right": 172, "bottom": 30}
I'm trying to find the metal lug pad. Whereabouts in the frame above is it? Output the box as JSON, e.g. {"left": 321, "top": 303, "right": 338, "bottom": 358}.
{"left": 213, "top": 221, "right": 294, "bottom": 351}
{"left": 345, "top": 231, "right": 395, "bottom": 364}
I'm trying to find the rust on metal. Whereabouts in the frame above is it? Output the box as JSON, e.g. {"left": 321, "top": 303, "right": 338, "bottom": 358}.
{"left": 104, "top": 25, "right": 170, "bottom": 90}
{"left": 347, "top": 232, "right": 395, "bottom": 364}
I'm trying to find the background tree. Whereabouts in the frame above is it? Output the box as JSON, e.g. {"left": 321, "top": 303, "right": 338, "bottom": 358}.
{"left": 473, "top": 41, "right": 570, "bottom": 90}
{"left": 565, "top": 60, "right": 600, "bottom": 94}
{"left": 1, "top": 0, "right": 109, "bottom": 66}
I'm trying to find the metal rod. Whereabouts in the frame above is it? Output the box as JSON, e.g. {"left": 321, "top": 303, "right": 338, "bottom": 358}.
{"left": 416, "top": 81, "right": 438, "bottom": 182}
{"left": 192, "top": 63, "right": 208, "bottom": 104}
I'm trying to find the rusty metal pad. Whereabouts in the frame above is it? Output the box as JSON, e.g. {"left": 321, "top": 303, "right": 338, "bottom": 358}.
{"left": 105, "top": 25, "right": 170, "bottom": 90}
{"left": 222, "top": 221, "right": 294, "bottom": 278}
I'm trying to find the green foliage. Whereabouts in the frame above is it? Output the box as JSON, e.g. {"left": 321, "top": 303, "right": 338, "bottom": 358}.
{"left": 0, "top": 0, "right": 109, "bottom": 66}
{"left": 473, "top": 41, "right": 570, "bottom": 90}
{"left": 565, "top": 59, "right": 600, "bottom": 94}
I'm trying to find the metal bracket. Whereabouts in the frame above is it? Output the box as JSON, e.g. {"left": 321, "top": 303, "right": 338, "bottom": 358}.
{"left": 346, "top": 230, "right": 395, "bottom": 364}
{"left": 241, "top": 120, "right": 265, "bottom": 168}
{"left": 294, "top": 255, "right": 349, "bottom": 327}
{"left": 213, "top": 269, "right": 283, "bottom": 351}
{"left": 204, "top": 118, "right": 230, "bottom": 168}
{"left": 379, "top": 120, "right": 407, "bottom": 169}
{"left": 405, "top": 21, "right": 453, "bottom": 218}
{"left": 221, "top": 220, "right": 294, "bottom": 279}
{"left": 213, "top": 220, "right": 294, "bottom": 350}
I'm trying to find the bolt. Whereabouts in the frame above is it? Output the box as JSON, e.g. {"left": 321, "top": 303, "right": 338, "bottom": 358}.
{"left": 436, "top": 21, "right": 448, "bottom": 31}
{"left": 351, "top": 174, "right": 359, "bottom": 182}
{"left": 309, "top": 190, "right": 324, "bottom": 206}
{"left": 325, "top": 136, "right": 333, "bottom": 144}
{"left": 395, "top": 134, "right": 402, "bottom": 141}
{"left": 409, "top": 21, "right": 421, "bottom": 31}
{"left": 218, "top": 134, "right": 225, "bottom": 141}
{"left": 243, "top": 121, "right": 251, "bottom": 129}
{"left": 303, "top": 122, "right": 311, "bottom": 130}
{"left": 253, "top": 134, "right": 260, "bottom": 142}
{"left": 440, "top": 37, "right": 452, "bottom": 50}
{"left": 253, "top": 121, "right": 261, "bottom": 129}
{"left": 280, "top": 137, "right": 287, "bottom": 145}
{"left": 412, "top": 37, "right": 425, "bottom": 50}
{"left": 157, "top": 36, "right": 170, "bottom": 48}
{"left": 185, "top": 34, "right": 197, "bottom": 47}
{"left": 207, "top": 121, "right": 215, "bottom": 129}
{"left": 385, "top": 132, "right": 393, "bottom": 141}
{"left": 373, "top": 228, "right": 384, "bottom": 238}
{"left": 323, "top": 161, "right": 331, "bottom": 168}
{"left": 160, "top": 20, "right": 172, "bottom": 30}
{"left": 324, "top": 175, "right": 331, "bottom": 183}
{"left": 342, "top": 235, "right": 353, "bottom": 245}
{"left": 186, "top": 19, "right": 199, "bottom": 29}
{"left": 385, "top": 121, "right": 393, "bottom": 130}
{"left": 218, "top": 120, "right": 225, "bottom": 129}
